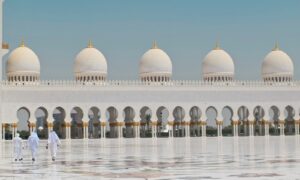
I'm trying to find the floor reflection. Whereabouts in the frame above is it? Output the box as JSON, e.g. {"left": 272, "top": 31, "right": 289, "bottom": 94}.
{"left": 0, "top": 136, "right": 300, "bottom": 179}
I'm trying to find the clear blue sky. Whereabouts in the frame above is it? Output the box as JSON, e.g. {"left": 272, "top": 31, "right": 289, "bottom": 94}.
{"left": 3, "top": 0, "right": 300, "bottom": 80}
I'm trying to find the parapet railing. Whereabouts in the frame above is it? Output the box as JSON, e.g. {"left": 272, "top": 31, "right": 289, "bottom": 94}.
{"left": 1, "top": 80, "right": 300, "bottom": 88}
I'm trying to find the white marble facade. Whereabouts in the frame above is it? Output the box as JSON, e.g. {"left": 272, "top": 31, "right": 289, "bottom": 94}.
{"left": 0, "top": 0, "right": 299, "bottom": 140}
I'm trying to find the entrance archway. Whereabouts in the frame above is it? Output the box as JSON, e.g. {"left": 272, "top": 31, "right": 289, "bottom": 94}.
{"left": 71, "top": 107, "right": 84, "bottom": 139}
{"left": 53, "top": 107, "right": 66, "bottom": 139}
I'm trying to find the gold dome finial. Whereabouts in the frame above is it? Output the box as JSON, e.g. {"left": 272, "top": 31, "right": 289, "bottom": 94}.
{"left": 214, "top": 41, "right": 221, "bottom": 50}
{"left": 152, "top": 40, "right": 158, "bottom": 49}
{"left": 20, "top": 39, "right": 25, "bottom": 47}
{"left": 87, "top": 40, "right": 93, "bottom": 48}
{"left": 272, "top": 42, "right": 280, "bottom": 51}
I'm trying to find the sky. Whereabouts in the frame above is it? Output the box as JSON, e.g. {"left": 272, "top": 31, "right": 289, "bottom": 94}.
{"left": 2, "top": 0, "right": 300, "bottom": 80}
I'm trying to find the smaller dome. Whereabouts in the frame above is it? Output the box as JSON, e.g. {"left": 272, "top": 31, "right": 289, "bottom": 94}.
{"left": 6, "top": 41, "right": 40, "bottom": 81}
{"left": 74, "top": 41, "right": 108, "bottom": 81}
{"left": 202, "top": 43, "right": 234, "bottom": 81}
{"left": 139, "top": 41, "right": 172, "bottom": 82}
{"left": 262, "top": 44, "right": 294, "bottom": 82}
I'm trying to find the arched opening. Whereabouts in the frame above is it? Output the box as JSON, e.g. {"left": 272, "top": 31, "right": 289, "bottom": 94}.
{"left": 253, "top": 106, "right": 265, "bottom": 136}
{"left": 190, "top": 106, "right": 201, "bottom": 137}
{"left": 106, "top": 107, "right": 118, "bottom": 138}
{"left": 16, "top": 107, "right": 31, "bottom": 139}
{"left": 140, "top": 106, "right": 152, "bottom": 138}
{"left": 206, "top": 106, "right": 218, "bottom": 136}
{"left": 71, "top": 107, "right": 84, "bottom": 139}
{"left": 238, "top": 106, "right": 249, "bottom": 136}
{"left": 88, "top": 107, "right": 101, "bottom": 139}
{"left": 284, "top": 105, "right": 295, "bottom": 135}
{"left": 222, "top": 106, "right": 233, "bottom": 136}
{"left": 35, "top": 107, "right": 48, "bottom": 139}
{"left": 123, "top": 106, "right": 135, "bottom": 138}
{"left": 156, "top": 106, "right": 169, "bottom": 137}
{"left": 53, "top": 107, "right": 66, "bottom": 139}
{"left": 173, "top": 106, "right": 185, "bottom": 137}
{"left": 269, "top": 106, "right": 280, "bottom": 135}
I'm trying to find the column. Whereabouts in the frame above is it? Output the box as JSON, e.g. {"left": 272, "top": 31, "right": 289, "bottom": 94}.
{"left": 200, "top": 121, "right": 207, "bottom": 137}
{"left": 243, "top": 121, "right": 248, "bottom": 136}
{"left": 101, "top": 121, "right": 106, "bottom": 138}
{"left": 279, "top": 120, "right": 285, "bottom": 136}
{"left": 247, "top": 120, "right": 254, "bottom": 136}
{"left": 151, "top": 121, "right": 157, "bottom": 138}
{"left": 12, "top": 123, "right": 17, "bottom": 138}
{"left": 2, "top": 123, "right": 5, "bottom": 140}
{"left": 47, "top": 122, "right": 53, "bottom": 136}
{"left": 216, "top": 120, "right": 223, "bottom": 137}
{"left": 65, "top": 122, "right": 71, "bottom": 140}
{"left": 134, "top": 121, "right": 140, "bottom": 138}
{"left": 263, "top": 120, "right": 269, "bottom": 136}
{"left": 30, "top": 122, "right": 36, "bottom": 134}
{"left": 83, "top": 121, "right": 88, "bottom": 139}
{"left": 118, "top": 122, "right": 124, "bottom": 138}
{"left": 185, "top": 121, "right": 190, "bottom": 137}
{"left": 168, "top": 121, "right": 174, "bottom": 138}
{"left": 232, "top": 120, "right": 239, "bottom": 137}
{"left": 295, "top": 120, "right": 300, "bottom": 135}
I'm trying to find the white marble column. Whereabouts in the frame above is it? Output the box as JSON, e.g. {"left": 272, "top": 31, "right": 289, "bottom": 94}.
{"left": 279, "top": 120, "right": 285, "bottom": 136}
{"left": 2, "top": 123, "right": 5, "bottom": 140}
{"left": 185, "top": 121, "right": 190, "bottom": 138}
{"left": 263, "top": 120, "right": 269, "bottom": 136}
{"left": 201, "top": 122, "right": 206, "bottom": 137}
{"left": 168, "top": 121, "right": 174, "bottom": 138}
{"left": 152, "top": 121, "right": 157, "bottom": 138}
{"left": 248, "top": 120, "right": 254, "bottom": 136}
{"left": 216, "top": 121, "right": 223, "bottom": 137}
{"left": 66, "top": 122, "right": 71, "bottom": 140}
{"left": 295, "top": 121, "right": 300, "bottom": 135}
{"left": 232, "top": 120, "right": 239, "bottom": 137}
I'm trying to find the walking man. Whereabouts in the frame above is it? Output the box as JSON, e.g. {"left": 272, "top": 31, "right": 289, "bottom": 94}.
{"left": 28, "top": 131, "right": 39, "bottom": 161}
{"left": 47, "top": 130, "right": 61, "bottom": 161}
{"left": 13, "top": 133, "right": 23, "bottom": 161}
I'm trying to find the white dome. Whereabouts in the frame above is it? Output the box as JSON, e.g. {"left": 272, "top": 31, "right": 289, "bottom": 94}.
{"left": 202, "top": 46, "right": 235, "bottom": 80}
{"left": 262, "top": 47, "right": 294, "bottom": 79}
{"left": 6, "top": 45, "right": 40, "bottom": 76}
{"left": 139, "top": 42, "right": 172, "bottom": 79}
{"left": 74, "top": 43, "right": 107, "bottom": 78}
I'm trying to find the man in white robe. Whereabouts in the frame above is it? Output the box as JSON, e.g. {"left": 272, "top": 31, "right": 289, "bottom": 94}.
{"left": 13, "top": 133, "right": 23, "bottom": 161}
{"left": 28, "top": 132, "right": 39, "bottom": 161}
{"left": 47, "top": 130, "right": 61, "bottom": 161}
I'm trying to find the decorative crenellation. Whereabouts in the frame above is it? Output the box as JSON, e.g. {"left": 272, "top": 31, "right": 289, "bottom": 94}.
{"left": 1, "top": 80, "right": 300, "bottom": 88}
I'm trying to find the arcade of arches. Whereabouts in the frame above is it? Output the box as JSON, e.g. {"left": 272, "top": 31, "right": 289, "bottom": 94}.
{"left": 2, "top": 105, "right": 300, "bottom": 140}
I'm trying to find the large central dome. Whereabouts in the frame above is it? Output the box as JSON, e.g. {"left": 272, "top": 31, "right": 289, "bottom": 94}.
{"left": 74, "top": 41, "right": 108, "bottom": 82}
{"left": 202, "top": 43, "right": 235, "bottom": 81}
{"left": 139, "top": 42, "right": 172, "bottom": 82}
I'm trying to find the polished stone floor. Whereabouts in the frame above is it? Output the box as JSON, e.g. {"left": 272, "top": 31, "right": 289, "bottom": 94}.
{"left": 1, "top": 136, "right": 300, "bottom": 179}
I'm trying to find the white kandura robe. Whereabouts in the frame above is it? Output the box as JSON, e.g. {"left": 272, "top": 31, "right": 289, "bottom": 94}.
{"left": 48, "top": 131, "right": 61, "bottom": 158}
{"left": 28, "top": 132, "right": 39, "bottom": 159}
{"left": 13, "top": 136, "right": 23, "bottom": 160}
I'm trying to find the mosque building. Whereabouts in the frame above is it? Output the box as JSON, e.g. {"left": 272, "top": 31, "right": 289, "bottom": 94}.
{"left": 0, "top": 0, "right": 299, "bottom": 140}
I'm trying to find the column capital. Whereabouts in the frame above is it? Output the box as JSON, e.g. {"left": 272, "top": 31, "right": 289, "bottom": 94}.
{"left": 216, "top": 120, "right": 223, "bottom": 125}
{"left": 65, "top": 122, "right": 71, "bottom": 127}
{"left": 278, "top": 120, "right": 285, "bottom": 125}
{"left": 150, "top": 121, "right": 158, "bottom": 126}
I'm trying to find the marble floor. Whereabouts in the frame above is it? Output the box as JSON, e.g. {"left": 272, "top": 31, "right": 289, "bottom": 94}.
{"left": 1, "top": 136, "right": 300, "bottom": 179}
